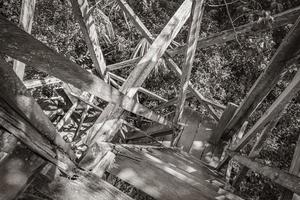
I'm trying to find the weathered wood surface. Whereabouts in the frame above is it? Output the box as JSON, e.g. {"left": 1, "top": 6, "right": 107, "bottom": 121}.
{"left": 24, "top": 76, "right": 61, "bottom": 89}
{"left": 210, "top": 102, "right": 238, "bottom": 144}
{"left": 221, "top": 15, "right": 300, "bottom": 141}
{"left": 107, "top": 57, "right": 141, "bottom": 71}
{"left": 218, "top": 67, "right": 300, "bottom": 169}
{"left": 13, "top": 0, "right": 36, "bottom": 79}
{"left": 0, "top": 15, "right": 171, "bottom": 127}
{"left": 107, "top": 145, "right": 243, "bottom": 200}
{"left": 0, "top": 142, "right": 45, "bottom": 200}
{"left": 233, "top": 115, "right": 282, "bottom": 187}
{"left": 25, "top": 170, "right": 134, "bottom": 200}
{"left": 109, "top": 72, "right": 168, "bottom": 102}
{"left": 70, "top": 0, "right": 107, "bottom": 79}
{"left": 174, "top": 108, "right": 215, "bottom": 154}
{"left": 0, "top": 98, "right": 76, "bottom": 174}
{"left": 173, "top": 0, "right": 205, "bottom": 125}
{"left": 229, "top": 151, "right": 300, "bottom": 195}
{"left": 170, "top": 6, "right": 300, "bottom": 55}
{"left": 87, "top": 0, "right": 193, "bottom": 144}
{"left": 117, "top": 0, "right": 224, "bottom": 119}
{"left": 0, "top": 57, "right": 72, "bottom": 156}
{"left": 126, "top": 125, "right": 173, "bottom": 141}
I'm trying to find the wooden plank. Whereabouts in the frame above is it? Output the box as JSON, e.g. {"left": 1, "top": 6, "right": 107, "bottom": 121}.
{"left": 209, "top": 102, "right": 238, "bottom": 144}
{"left": 0, "top": 57, "right": 73, "bottom": 156}
{"left": 173, "top": 0, "right": 205, "bottom": 125}
{"left": 107, "top": 57, "right": 141, "bottom": 71}
{"left": 0, "top": 100, "right": 76, "bottom": 174}
{"left": 24, "top": 76, "right": 61, "bottom": 89}
{"left": 0, "top": 142, "right": 45, "bottom": 200}
{"left": 13, "top": 0, "right": 36, "bottom": 80}
{"left": 221, "top": 15, "right": 300, "bottom": 141}
{"left": 218, "top": 67, "right": 300, "bottom": 169}
{"left": 56, "top": 100, "right": 80, "bottom": 130}
{"left": 116, "top": 0, "right": 224, "bottom": 119}
{"left": 107, "top": 144, "right": 243, "bottom": 200}
{"left": 170, "top": 6, "right": 300, "bottom": 55}
{"left": 108, "top": 72, "right": 168, "bottom": 102}
{"left": 229, "top": 151, "right": 300, "bottom": 195}
{"left": 0, "top": 16, "right": 171, "bottom": 127}
{"left": 70, "top": 0, "right": 107, "bottom": 79}
{"left": 232, "top": 115, "right": 281, "bottom": 187}
{"left": 87, "top": 0, "right": 193, "bottom": 144}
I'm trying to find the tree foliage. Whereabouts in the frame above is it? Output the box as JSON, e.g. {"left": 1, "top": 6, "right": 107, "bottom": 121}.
{"left": 0, "top": 0, "right": 300, "bottom": 199}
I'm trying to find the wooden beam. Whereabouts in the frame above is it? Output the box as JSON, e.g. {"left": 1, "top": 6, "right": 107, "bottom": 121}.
{"left": 0, "top": 57, "right": 73, "bottom": 157}
{"left": 116, "top": 0, "right": 224, "bottom": 119}
{"left": 170, "top": 6, "right": 300, "bottom": 55}
{"left": 229, "top": 151, "right": 300, "bottom": 195}
{"left": 210, "top": 103, "right": 238, "bottom": 144}
{"left": 221, "top": 15, "right": 300, "bottom": 141}
{"left": 108, "top": 72, "right": 168, "bottom": 102}
{"left": 24, "top": 77, "right": 61, "bottom": 89}
{"left": 13, "top": 0, "right": 36, "bottom": 80}
{"left": 0, "top": 100, "right": 76, "bottom": 174}
{"left": 0, "top": 16, "right": 171, "bottom": 126}
{"left": 107, "top": 57, "right": 141, "bottom": 71}
{"left": 232, "top": 115, "right": 282, "bottom": 188}
{"left": 217, "top": 67, "right": 300, "bottom": 169}
{"left": 173, "top": 0, "right": 205, "bottom": 125}
{"left": 70, "top": 0, "right": 107, "bottom": 79}
{"left": 87, "top": 0, "right": 193, "bottom": 143}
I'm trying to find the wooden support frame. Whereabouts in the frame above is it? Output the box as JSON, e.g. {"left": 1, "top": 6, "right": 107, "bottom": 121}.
{"left": 13, "top": 0, "right": 36, "bottom": 80}
{"left": 117, "top": 0, "right": 224, "bottom": 120}
{"left": 217, "top": 67, "right": 300, "bottom": 170}
{"left": 0, "top": 57, "right": 73, "bottom": 157}
{"left": 170, "top": 6, "right": 300, "bottom": 56}
{"left": 86, "top": 0, "right": 193, "bottom": 144}
{"left": 232, "top": 115, "right": 282, "bottom": 187}
{"left": 0, "top": 16, "right": 172, "bottom": 127}
{"left": 108, "top": 72, "right": 168, "bottom": 102}
{"left": 229, "top": 151, "right": 300, "bottom": 196}
{"left": 221, "top": 15, "right": 300, "bottom": 141}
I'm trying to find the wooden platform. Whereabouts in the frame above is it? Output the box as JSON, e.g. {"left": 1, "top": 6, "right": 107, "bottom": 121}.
{"left": 108, "top": 144, "right": 243, "bottom": 200}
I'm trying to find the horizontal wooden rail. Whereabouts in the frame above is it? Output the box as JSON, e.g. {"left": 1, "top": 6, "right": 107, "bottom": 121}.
{"left": 229, "top": 151, "right": 300, "bottom": 195}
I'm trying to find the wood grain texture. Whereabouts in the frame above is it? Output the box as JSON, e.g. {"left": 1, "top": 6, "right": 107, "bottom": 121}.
{"left": 0, "top": 15, "right": 171, "bottom": 126}
{"left": 222, "top": 15, "right": 300, "bottom": 141}
{"left": 70, "top": 0, "right": 107, "bottom": 79}
{"left": 170, "top": 6, "right": 300, "bottom": 55}
{"left": 173, "top": 0, "right": 205, "bottom": 125}
{"left": 13, "top": 0, "right": 36, "bottom": 80}
{"left": 87, "top": 0, "right": 193, "bottom": 143}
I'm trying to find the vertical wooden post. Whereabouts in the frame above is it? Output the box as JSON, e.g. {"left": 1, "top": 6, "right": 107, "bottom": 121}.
{"left": 13, "top": 0, "right": 36, "bottom": 80}
{"left": 173, "top": 0, "right": 205, "bottom": 124}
